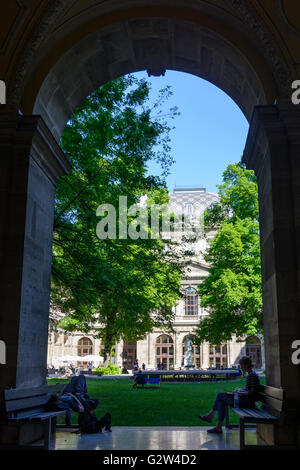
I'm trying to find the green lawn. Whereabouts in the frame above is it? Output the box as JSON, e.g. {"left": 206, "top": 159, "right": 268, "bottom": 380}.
{"left": 48, "top": 376, "right": 265, "bottom": 426}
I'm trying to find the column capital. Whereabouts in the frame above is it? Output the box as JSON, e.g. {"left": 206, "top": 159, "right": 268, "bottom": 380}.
{"left": 0, "top": 113, "right": 71, "bottom": 184}
{"left": 243, "top": 103, "right": 300, "bottom": 174}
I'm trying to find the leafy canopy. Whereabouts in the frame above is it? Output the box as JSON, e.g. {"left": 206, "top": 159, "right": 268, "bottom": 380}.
{"left": 51, "top": 75, "right": 186, "bottom": 360}
{"left": 194, "top": 162, "right": 263, "bottom": 345}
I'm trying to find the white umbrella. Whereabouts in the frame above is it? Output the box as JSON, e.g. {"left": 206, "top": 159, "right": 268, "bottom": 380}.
{"left": 54, "top": 355, "right": 82, "bottom": 362}
{"left": 82, "top": 355, "right": 103, "bottom": 363}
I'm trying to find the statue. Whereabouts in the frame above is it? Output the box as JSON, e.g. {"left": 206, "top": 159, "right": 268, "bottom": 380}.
{"left": 184, "top": 335, "right": 194, "bottom": 369}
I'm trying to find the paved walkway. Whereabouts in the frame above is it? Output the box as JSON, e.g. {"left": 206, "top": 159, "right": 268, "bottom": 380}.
{"left": 53, "top": 426, "right": 266, "bottom": 450}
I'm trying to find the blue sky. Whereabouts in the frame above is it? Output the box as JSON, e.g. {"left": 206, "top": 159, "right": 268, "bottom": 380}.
{"left": 133, "top": 70, "right": 249, "bottom": 195}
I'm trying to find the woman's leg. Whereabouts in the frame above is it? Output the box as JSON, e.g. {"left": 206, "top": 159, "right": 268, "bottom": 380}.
{"left": 211, "top": 393, "right": 234, "bottom": 431}
{"left": 199, "top": 392, "right": 227, "bottom": 422}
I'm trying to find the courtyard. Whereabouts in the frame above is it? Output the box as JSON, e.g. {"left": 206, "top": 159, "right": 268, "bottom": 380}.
{"left": 48, "top": 377, "right": 265, "bottom": 427}
{"left": 45, "top": 376, "right": 266, "bottom": 450}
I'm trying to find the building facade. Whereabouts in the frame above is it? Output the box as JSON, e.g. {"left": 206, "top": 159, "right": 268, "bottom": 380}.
{"left": 48, "top": 187, "right": 265, "bottom": 371}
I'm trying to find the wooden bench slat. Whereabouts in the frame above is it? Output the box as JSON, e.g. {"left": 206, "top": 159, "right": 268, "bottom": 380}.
{"left": 4, "top": 384, "right": 65, "bottom": 401}
{"left": 259, "top": 394, "right": 284, "bottom": 412}
{"left": 232, "top": 407, "right": 278, "bottom": 420}
{"left": 5, "top": 394, "right": 51, "bottom": 413}
{"left": 239, "top": 408, "right": 263, "bottom": 419}
{"left": 259, "top": 385, "right": 285, "bottom": 401}
{"left": 241, "top": 408, "right": 277, "bottom": 420}
{"left": 9, "top": 410, "right": 67, "bottom": 422}
{"left": 15, "top": 408, "right": 45, "bottom": 418}
{"left": 255, "top": 409, "right": 278, "bottom": 420}
{"left": 232, "top": 408, "right": 253, "bottom": 419}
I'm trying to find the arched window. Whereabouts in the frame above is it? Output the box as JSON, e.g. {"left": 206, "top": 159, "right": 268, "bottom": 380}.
{"left": 208, "top": 343, "right": 228, "bottom": 369}
{"left": 185, "top": 203, "right": 194, "bottom": 215}
{"left": 77, "top": 337, "right": 93, "bottom": 357}
{"left": 182, "top": 335, "right": 201, "bottom": 368}
{"left": 246, "top": 336, "right": 262, "bottom": 369}
{"left": 155, "top": 334, "right": 174, "bottom": 370}
{"left": 185, "top": 287, "right": 198, "bottom": 316}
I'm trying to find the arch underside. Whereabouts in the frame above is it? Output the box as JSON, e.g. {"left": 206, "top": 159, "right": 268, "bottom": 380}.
{"left": 33, "top": 18, "right": 267, "bottom": 141}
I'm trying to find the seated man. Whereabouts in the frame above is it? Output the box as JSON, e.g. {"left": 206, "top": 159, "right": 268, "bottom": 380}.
{"left": 44, "top": 393, "right": 84, "bottom": 426}
{"left": 45, "top": 375, "right": 99, "bottom": 425}
{"left": 63, "top": 374, "right": 99, "bottom": 411}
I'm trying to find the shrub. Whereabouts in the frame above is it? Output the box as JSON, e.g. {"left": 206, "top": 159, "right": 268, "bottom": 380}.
{"left": 94, "top": 362, "right": 121, "bottom": 375}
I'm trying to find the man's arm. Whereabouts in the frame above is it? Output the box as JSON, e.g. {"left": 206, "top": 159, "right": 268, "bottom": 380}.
{"left": 65, "top": 392, "right": 85, "bottom": 412}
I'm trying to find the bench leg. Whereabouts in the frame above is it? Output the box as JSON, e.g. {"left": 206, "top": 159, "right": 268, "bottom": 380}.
{"left": 43, "top": 418, "right": 51, "bottom": 450}
{"left": 239, "top": 418, "right": 245, "bottom": 450}
{"left": 225, "top": 405, "right": 230, "bottom": 429}
{"left": 51, "top": 417, "right": 56, "bottom": 436}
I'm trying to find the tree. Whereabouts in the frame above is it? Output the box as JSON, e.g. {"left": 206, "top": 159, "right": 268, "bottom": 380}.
{"left": 51, "top": 75, "right": 186, "bottom": 363}
{"left": 194, "top": 162, "right": 263, "bottom": 345}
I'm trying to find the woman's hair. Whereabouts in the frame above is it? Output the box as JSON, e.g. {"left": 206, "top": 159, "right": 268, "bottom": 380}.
{"left": 238, "top": 356, "right": 253, "bottom": 368}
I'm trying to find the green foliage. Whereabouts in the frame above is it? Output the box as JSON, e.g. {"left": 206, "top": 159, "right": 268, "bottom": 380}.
{"left": 194, "top": 162, "right": 263, "bottom": 345}
{"left": 94, "top": 362, "right": 121, "bottom": 375}
{"left": 51, "top": 75, "right": 185, "bottom": 360}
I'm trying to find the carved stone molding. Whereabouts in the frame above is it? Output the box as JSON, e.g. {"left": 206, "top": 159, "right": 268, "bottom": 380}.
{"left": 226, "top": 0, "right": 293, "bottom": 97}
{"left": 0, "top": 0, "right": 29, "bottom": 56}
{"left": 7, "top": 0, "right": 294, "bottom": 109}
{"left": 7, "top": 0, "right": 69, "bottom": 109}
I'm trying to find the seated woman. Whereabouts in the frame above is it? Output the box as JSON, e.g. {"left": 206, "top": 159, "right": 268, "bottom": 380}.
{"left": 198, "top": 356, "right": 260, "bottom": 434}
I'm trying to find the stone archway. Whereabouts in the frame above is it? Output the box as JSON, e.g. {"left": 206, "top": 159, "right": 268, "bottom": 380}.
{"left": 31, "top": 16, "right": 269, "bottom": 141}
{"left": 1, "top": 0, "right": 300, "bottom": 448}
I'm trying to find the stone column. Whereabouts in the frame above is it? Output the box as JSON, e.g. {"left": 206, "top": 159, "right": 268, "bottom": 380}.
{"left": 243, "top": 102, "right": 300, "bottom": 447}
{"left": 201, "top": 342, "right": 210, "bottom": 369}
{"left": 0, "top": 114, "right": 71, "bottom": 390}
{"left": 136, "top": 338, "right": 148, "bottom": 368}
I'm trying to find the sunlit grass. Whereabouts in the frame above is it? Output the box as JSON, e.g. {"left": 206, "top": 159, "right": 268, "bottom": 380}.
{"left": 48, "top": 376, "right": 265, "bottom": 426}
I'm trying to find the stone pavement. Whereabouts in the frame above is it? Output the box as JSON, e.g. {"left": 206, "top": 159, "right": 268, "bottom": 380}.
{"left": 53, "top": 426, "right": 266, "bottom": 450}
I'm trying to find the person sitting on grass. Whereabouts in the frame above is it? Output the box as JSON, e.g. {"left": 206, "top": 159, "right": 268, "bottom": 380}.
{"left": 198, "top": 356, "right": 260, "bottom": 434}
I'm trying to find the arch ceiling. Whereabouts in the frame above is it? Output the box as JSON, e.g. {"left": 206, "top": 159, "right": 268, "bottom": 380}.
{"left": 1, "top": 1, "right": 299, "bottom": 139}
